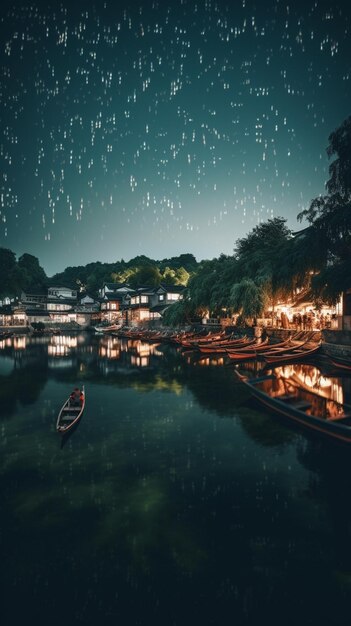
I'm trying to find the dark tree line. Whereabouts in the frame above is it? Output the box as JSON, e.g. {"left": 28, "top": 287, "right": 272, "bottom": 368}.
{"left": 0, "top": 250, "right": 198, "bottom": 299}
{"left": 0, "top": 250, "right": 47, "bottom": 298}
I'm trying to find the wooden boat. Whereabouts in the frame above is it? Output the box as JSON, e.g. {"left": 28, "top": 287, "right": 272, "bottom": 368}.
{"left": 226, "top": 351, "right": 262, "bottom": 362}
{"left": 95, "top": 324, "right": 121, "bottom": 332}
{"left": 228, "top": 336, "right": 299, "bottom": 354}
{"left": 56, "top": 386, "right": 85, "bottom": 434}
{"left": 191, "top": 332, "right": 245, "bottom": 344}
{"left": 262, "top": 343, "right": 321, "bottom": 364}
{"left": 257, "top": 339, "right": 308, "bottom": 358}
{"left": 225, "top": 338, "right": 274, "bottom": 359}
{"left": 225, "top": 334, "right": 315, "bottom": 360}
{"left": 197, "top": 338, "right": 256, "bottom": 354}
{"left": 235, "top": 371, "right": 351, "bottom": 444}
{"left": 180, "top": 332, "right": 226, "bottom": 347}
{"left": 329, "top": 355, "right": 351, "bottom": 371}
{"left": 168, "top": 330, "right": 210, "bottom": 344}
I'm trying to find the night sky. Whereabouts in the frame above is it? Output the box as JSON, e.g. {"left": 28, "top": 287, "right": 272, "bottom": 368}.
{"left": 1, "top": 0, "right": 350, "bottom": 276}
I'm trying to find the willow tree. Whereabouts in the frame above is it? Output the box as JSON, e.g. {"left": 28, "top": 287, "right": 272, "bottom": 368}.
{"left": 187, "top": 259, "right": 219, "bottom": 318}
{"left": 162, "top": 298, "right": 194, "bottom": 326}
{"left": 229, "top": 278, "right": 267, "bottom": 326}
{"left": 208, "top": 255, "right": 239, "bottom": 317}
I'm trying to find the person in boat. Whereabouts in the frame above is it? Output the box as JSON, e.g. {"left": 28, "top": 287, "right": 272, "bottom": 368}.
{"left": 70, "top": 387, "right": 83, "bottom": 406}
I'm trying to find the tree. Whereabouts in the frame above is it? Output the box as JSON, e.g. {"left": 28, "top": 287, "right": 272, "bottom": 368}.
{"left": 0, "top": 248, "right": 17, "bottom": 297}
{"left": 160, "top": 266, "right": 190, "bottom": 286}
{"left": 111, "top": 267, "right": 138, "bottom": 285}
{"left": 208, "top": 255, "right": 239, "bottom": 316}
{"left": 159, "top": 253, "right": 197, "bottom": 272}
{"left": 229, "top": 279, "right": 267, "bottom": 325}
{"left": 18, "top": 253, "right": 47, "bottom": 291}
{"left": 49, "top": 265, "right": 88, "bottom": 290}
{"left": 234, "top": 217, "right": 292, "bottom": 277}
{"left": 162, "top": 267, "right": 177, "bottom": 284}
{"left": 234, "top": 218, "right": 293, "bottom": 316}
{"left": 297, "top": 116, "right": 351, "bottom": 302}
{"left": 326, "top": 116, "right": 351, "bottom": 197}
{"left": 128, "top": 265, "right": 162, "bottom": 288}
{"left": 174, "top": 267, "right": 190, "bottom": 286}
{"left": 162, "top": 299, "right": 194, "bottom": 326}
{"left": 187, "top": 260, "right": 218, "bottom": 317}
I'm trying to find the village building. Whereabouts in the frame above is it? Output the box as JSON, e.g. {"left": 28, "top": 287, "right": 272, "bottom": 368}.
{"left": 127, "top": 287, "right": 156, "bottom": 325}
{"left": 19, "top": 286, "right": 77, "bottom": 326}
{"left": 98, "top": 282, "right": 134, "bottom": 325}
{"left": 0, "top": 304, "right": 15, "bottom": 327}
{"left": 97, "top": 281, "right": 185, "bottom": 326}
{"left": 0, "top": 281, "right": 185, "bottom": 329}
{"left": 0, "top": 287, "right": 100, "bottom": 328}
{"left": 126, "top": 284, "right": 185, "bottom": 325}
{"left": 3, "top": 279, "right": 347, "bottom": 332}
{"left": 74, "top": 294, "right": 100, "bottom": 327}
{"left": 149, "top": 284, "right": 184, "bottom": 320}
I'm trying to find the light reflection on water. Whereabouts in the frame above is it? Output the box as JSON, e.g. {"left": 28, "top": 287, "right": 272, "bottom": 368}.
{"left": 273, "top": 363, "right": 346, "bottom": 405}
{"left": 1, "top": 332, "right": 351, "bottom": 626}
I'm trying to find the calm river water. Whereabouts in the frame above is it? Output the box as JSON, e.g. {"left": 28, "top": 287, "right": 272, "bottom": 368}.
{"left": 1, "top": 332, "right": 351, "bottom": 626}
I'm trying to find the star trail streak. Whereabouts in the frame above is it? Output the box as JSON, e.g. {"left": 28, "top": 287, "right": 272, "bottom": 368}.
{"left": 1, "top": 0, "right": 350, "bottom": 274}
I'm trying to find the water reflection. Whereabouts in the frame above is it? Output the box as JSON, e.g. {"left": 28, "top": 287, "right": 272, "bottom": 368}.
{"left": 2, "top": 333, "right": 351, "bottom": 626}
{"left": 98, "top": 336, "right": 164, "bottom": 369}
{"left": 272, "top": 363, "right": 347, "bottom": 405}
{"left": 238, "top": 360, "right": 351, "bottom": 407}
{"left": 183, "top": 354, "right": 225, "bottom": 367}
{"left": 0, "top": 333, "right": 350, "bottom": 417}
{"left": 48, "top": 334, "right": 78, "bottom": 355}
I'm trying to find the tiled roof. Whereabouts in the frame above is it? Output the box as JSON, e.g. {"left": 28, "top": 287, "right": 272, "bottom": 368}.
{"left": 104, "top": 292, "right": 124, "bottom": 301}
{"left": 149, "top": 304, "right": 169, "bottom": 313}
{"left": 158, "top": 284, "right": 185, "bottom": 293}
{"left": 103, "top": 282, "right": 127, "bottom": 290}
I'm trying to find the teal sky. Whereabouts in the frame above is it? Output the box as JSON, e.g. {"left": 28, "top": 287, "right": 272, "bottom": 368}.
{"left": 1, "top": 0, "right": 350, "bottom": 275}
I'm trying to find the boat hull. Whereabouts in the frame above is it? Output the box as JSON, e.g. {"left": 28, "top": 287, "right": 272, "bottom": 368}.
{"left": 56, "top": 386, "right": 85, "bottom": 434}
{"left": 235, "top": 372, "right": 351, "bottom": 444}
{"left": 330, "top": 356, "right": 351, "bottom": 371}
{"left": 263, "top": 345, "right": 320, "bottom": 363}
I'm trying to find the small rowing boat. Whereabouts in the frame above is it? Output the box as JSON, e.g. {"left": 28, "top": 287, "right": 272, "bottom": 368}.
{"left": 262, "top": 342, "right": 321, "bottom": 364}
{"left": 95, "top": 324, "right": 121, "bottom": 333}
{"left": 56, "top": 385, "right": 85, "bottom": 434}
{"left": 235, "top": 371, "right": 351, "bottom": 444}
{"left": 197, "top": 337, "right": 256, "bottom": 354}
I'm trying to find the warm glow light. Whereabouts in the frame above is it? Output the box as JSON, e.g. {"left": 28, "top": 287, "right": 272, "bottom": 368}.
{"left": 277, "top": 364, "right": 343, "bottom": 403}
{"left": 51, "top": 335, "right": 77, "bottom": 348}
{"left": 48, "top": 344, "right": 69, "bottom": 356}
{"left": 13, "top": 337, "right": 26, "bottom": 350}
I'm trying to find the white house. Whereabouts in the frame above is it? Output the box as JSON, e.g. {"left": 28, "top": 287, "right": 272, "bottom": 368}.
{"left": 48, "top": 287, "right": 77, "bottom": 300}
